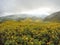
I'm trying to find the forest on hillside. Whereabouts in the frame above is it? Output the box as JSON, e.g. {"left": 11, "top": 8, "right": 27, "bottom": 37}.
{"left": 0, "top": 19, "right": 60, "bottom": 45}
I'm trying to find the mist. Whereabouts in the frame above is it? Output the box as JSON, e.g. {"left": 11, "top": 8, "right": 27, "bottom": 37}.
{"left": 0, "top": 0, "right": 60, "bottom": 17}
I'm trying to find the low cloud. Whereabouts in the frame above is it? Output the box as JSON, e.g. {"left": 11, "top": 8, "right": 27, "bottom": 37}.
{"left": 0, "top": 0, "right": 60, "bottom": 16}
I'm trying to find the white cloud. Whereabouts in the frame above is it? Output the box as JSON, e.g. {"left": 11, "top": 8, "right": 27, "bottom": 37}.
{"left": 21, "top": 7, "right": 52, "bottom": 15}
{"left": 0, "top": 0, "right": 60, "bottom": 16}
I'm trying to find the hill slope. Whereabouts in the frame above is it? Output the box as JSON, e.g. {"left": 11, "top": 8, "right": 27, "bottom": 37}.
{"left": 0, "top": 14, "right": 42, "bottom": 22}
{"left": 44, "top": 11, "right": 60, "bottom": 22}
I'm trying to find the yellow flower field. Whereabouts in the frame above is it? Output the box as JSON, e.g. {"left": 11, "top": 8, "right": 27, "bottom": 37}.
{"left": 0, "top": 19, "right": 60, "bottom": 45}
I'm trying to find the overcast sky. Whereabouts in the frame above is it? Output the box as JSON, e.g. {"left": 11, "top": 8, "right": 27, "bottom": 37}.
{"left": 0, "top": 0, "right": 60, "bottom": 16}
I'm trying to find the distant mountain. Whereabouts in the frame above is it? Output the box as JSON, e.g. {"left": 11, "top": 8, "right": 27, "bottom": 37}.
{"left": 0, "top": 14, "right": 26, "bottom": 21}
{"left": 0, "top": 14, "right": 42, "bottom": 22}
{"left": 39, "top": 14, "right": 48, "bottom": 19}
{"left": 44, "top": 11, "right": 60, "bottom": 22}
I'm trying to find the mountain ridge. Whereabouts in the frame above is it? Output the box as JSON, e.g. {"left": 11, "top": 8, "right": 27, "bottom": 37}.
{"left": 0, "top": 14, "right": 42, "bottom": 22}
{"left": 0, "top": 11, "right": 60, "bottom": 22}
{"left": 44, "top": 11, "right": 60, "bottom": 22}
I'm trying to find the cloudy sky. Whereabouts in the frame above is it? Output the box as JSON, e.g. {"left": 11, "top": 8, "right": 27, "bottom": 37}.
{"left": 0, "top": 0, "right": 60, "bottom": 16}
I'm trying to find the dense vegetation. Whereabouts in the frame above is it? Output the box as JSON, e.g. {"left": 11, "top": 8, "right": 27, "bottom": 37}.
{"left": 0, "top": 19, "right": 60, "bottom": 45}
